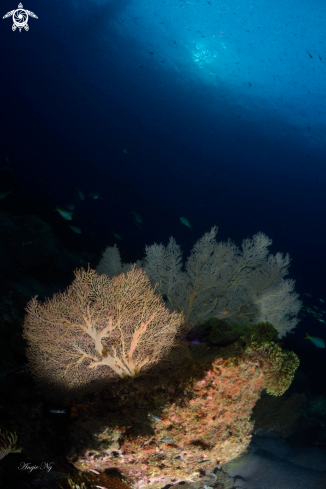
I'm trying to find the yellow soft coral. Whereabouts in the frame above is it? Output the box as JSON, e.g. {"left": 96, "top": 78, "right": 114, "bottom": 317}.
{"left": 245, "top": 340, "right": 299, "bottom": 396}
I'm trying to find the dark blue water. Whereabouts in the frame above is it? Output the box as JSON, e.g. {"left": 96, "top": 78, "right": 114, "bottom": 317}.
{"left": 1, "top": 0, "right": 326, "bottom": 386}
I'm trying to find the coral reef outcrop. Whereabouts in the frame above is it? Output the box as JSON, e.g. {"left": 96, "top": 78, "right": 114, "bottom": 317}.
{"left": 67, "top": 341, "right": 265, "bottom": 489}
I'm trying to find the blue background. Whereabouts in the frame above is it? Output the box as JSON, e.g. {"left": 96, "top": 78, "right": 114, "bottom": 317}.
{"left": 1, "top": 0, "right": 326, "bottom": 390}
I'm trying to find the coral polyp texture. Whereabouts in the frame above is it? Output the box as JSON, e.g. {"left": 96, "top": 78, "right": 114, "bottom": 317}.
{"left": 244, "top": 322, "right": 300, "bottom": 396}
{"left": 68, "top": 341, "right": 266, "bottom": 489}
{"left": 208, "top": 320, "right": 299, "bottom": 396}
{"left": 245, "top": 341, "right": 299, "bottom": 396}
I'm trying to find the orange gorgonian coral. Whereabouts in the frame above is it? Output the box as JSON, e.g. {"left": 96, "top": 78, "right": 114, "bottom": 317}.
{"left": 23, "top": 266, "right": 190, "bottom": 399}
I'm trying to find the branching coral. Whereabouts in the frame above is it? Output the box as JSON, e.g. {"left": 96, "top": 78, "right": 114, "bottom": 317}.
{"left": 23, "top": 266, "right": 190, "bottom": 400}
{"left": 98, "top": 227, "right": 302, "bottom": 338}
{"left": 0, "top": 428, "right": 21, "bottom": 461}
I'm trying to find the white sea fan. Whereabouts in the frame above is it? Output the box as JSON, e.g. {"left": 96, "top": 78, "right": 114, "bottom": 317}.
{"left": 97, "top": 228, "right": 302, "bottom": 338}
{"left": 96, "top": 244, "right": 141, "bottom": 278}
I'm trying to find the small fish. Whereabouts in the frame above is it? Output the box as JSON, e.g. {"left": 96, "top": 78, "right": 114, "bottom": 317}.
{"left": 319, "top": 298, "right": 324, "bottom": 302}
{"left": 66, "top": 203, "right": 75, "bottom": 210}
{"left": 70, "top": 225, "right": 81, "bottom": 234}
{"left": 123, "top": 148, "right": 130, "bottom": 154}
{"left": 89, "top": 192, "right": 99, "bottom": 199}
{"left": 174, "top": 456, "right": 186, "bottom": 461}
{"left": 148, "top": 413, "right": 162, "bottom": 421}
{"left": 220, "top": 308, "right": 231, "bottom": 315}
{"left": 304, "top": 333, "right": 325, "bottom": 348}
{"left": 161, "top": 438, "right": 175, "bottom": 442}
{"left": 0, "top": 189, "right": 13, "bottom": 199}
{"left": 318, "top": 319, "right": 325, "bottom": 323}
{"left": 153, "top": 453, "right": 165, "bottom": 457}
{"left": 180, "top": 217, "right": 193, "bottom": 229}
{"left": 77, "top": 188, "right": 85, "bottom": 201}
{"left": 1, "top": 165, "right": 12, "bottom": 171}
{"left": 5, "top": 155, "right": 10, "bottom": 164}
{"left": 166, "top": 326, "right": 178, "bottom": 333}
{"left": 307, "top": 51, "right": 313, "bottom": 58}
{"left": 198, "top": 460, "right": 212, "bottom": 464}
{"left": 132, "top": 211, "right": 142, "bottom": 223}
{"left": 304, "top": 292, "right": 312, "bottom": 297}
{"left": 49, "top": 409, "right": 66, "bottom": 414}
{"left": 191, "top": 339, "right": 201, "bottom": 345}
{"left": 55, "top": 206, "right": 72, "bottom": 220}
{"left": 112, "top": 231, "right": 122, "bottom": 240}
